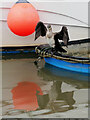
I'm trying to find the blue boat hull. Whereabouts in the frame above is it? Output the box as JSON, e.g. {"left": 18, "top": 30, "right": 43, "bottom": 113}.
{"left": 44, "top": 57, "right": 90, "bottom": 74}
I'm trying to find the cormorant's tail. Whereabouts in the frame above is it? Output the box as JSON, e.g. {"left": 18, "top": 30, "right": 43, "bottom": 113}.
{"left": 58, "top": 46, "right": 67, "bottom": 53}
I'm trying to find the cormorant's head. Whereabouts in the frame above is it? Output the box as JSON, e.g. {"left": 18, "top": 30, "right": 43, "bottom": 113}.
{"left": 47, "top": 24, "right": 52, "bottom": 31}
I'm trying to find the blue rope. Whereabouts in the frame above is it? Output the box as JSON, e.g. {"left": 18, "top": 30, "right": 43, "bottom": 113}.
{"left": 0, "top": 50, "right": 35, "bottom": 54}
{"left": 23, "top": 50, "right": 35, "bottom": 53}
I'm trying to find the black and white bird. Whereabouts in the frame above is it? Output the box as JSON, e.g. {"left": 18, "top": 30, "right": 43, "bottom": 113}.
{"left": 34, "top": 21, "right": 70, "bottom": 53}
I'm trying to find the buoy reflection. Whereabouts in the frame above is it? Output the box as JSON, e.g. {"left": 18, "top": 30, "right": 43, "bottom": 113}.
{"left": 11, "top": 81, "right": 43, "bottom": 111}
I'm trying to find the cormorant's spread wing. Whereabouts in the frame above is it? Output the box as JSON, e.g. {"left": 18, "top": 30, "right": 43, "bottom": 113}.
{"left": 57, "top": 26, "right": 69, "bottom": 46}
{"left": 35, "top": 22, "right": 47, "bottom": 40}
{"left": 63, "top": 32, "right": 69, "bottom": 46}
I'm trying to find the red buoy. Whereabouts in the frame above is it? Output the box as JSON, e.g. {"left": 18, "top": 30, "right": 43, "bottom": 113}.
{"left": 7, "top": 0, "right": 40, "bottom": 36}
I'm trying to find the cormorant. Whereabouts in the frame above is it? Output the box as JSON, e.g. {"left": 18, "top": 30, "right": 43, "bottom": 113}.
{"left": 34, "top": 21, "right": 70, "bottom": 53}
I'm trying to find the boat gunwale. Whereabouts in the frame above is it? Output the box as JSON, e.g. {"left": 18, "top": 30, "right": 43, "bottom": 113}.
{"left": 35, "top": 43, "right": 90, "bottom": 64}
{"left": 42, "top": 54, "right": 90, "bottom": 64}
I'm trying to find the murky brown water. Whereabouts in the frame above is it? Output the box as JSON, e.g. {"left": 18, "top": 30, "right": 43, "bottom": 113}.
{"left": 1, "top": 54, "right": 89, "bottom": 118}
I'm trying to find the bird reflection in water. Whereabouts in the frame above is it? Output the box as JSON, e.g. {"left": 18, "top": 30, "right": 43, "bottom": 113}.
{"left": 35, "top": 64, "right": 77, "bottom": 112}
{"left": 36, "top": 80, "right": 75, "bottom": 113}
{"left": 50, "top": 81, "right": 75, "bottom": 112}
